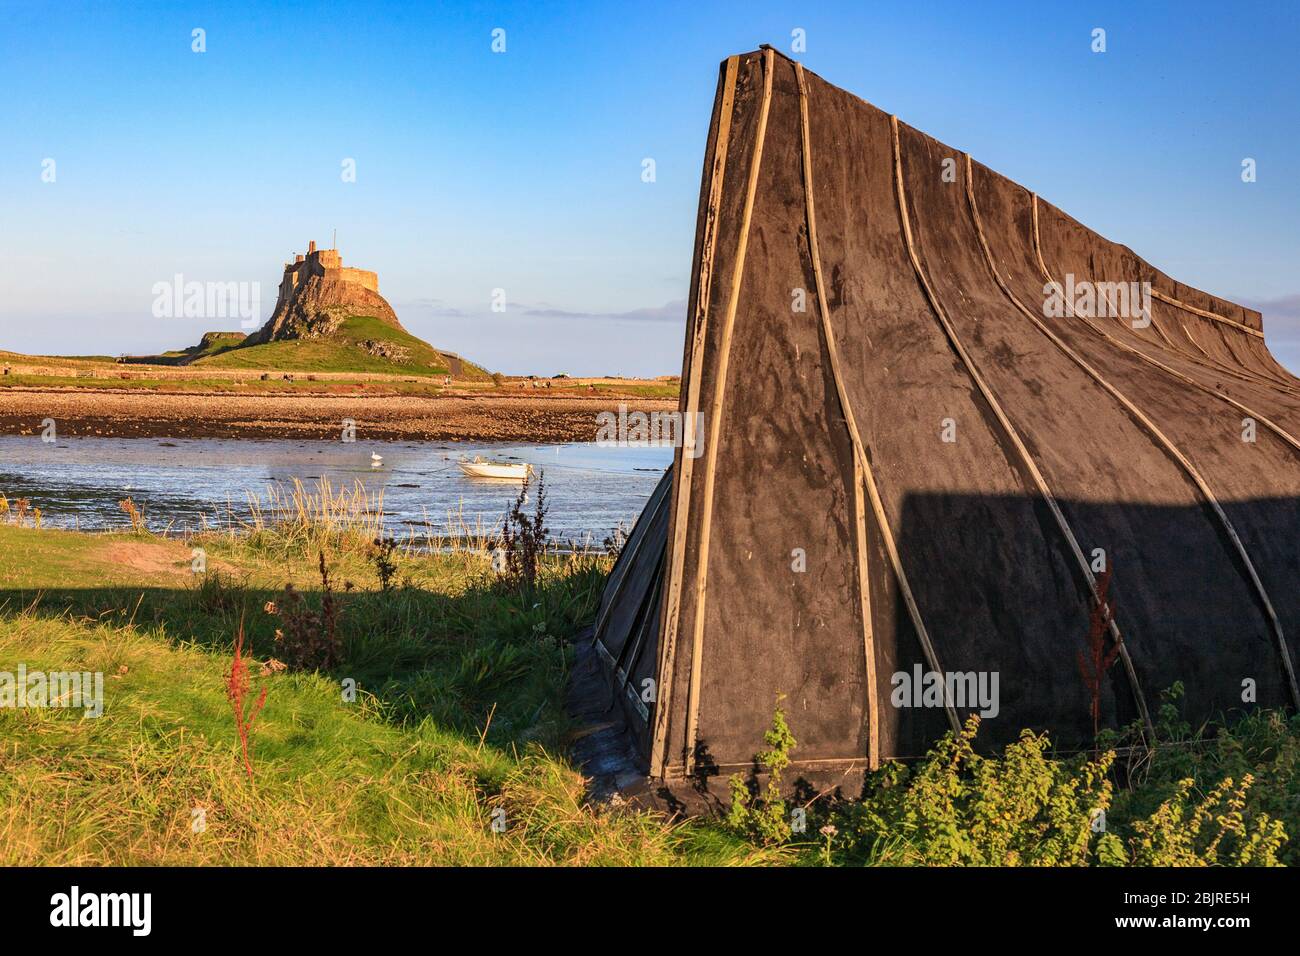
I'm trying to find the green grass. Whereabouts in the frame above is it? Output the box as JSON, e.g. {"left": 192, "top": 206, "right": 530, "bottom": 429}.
{"left": 1, "top": 319, "right": 493, "bottom": 384}
{"left": 0, "top": 341, "right": 677, "bottom": 397}
{"left": 188, "top": 331, "right": 248, "bottom": 357}
{"left": 0, "top": 351, "right": 120, "bottom": 366}
{"left": 0, "top": 520, "right": 773, "bottom": 865}
{"left": 2, "top": 486, "right": 1295, "bottom": 867}
{"left": 552, "top": 382, "right": 681, "bottom": 400}
{"left": 194, "top": 315, "right": 485, "bottom": 378}
{"left": 147, "top": 331, "right": 250, "bottom": 365}
{"left": 0, "top": 373, "right": 456, "bottom": 396}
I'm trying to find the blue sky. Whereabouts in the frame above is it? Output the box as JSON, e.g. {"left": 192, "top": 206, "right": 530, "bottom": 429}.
{"left": 2, "top": 0, "right": 1298, "bottom": 375}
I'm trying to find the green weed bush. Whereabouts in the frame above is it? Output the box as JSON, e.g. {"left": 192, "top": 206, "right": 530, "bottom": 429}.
{"left": 726, "top": 696, "right": 798, "bottom": 845}
{"left": 731, "top": 700, "right": 1291, "bottom": 867}
{"left": 839, "top": 717, "right": 1112, "bottom": 866}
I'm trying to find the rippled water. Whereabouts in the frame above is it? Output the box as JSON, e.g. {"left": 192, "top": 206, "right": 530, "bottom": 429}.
{"left": 0, "top": 436, "right": 672, "bottom": 544}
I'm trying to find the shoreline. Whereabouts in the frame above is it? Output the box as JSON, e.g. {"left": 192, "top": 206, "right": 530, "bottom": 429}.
{"left": 0, "top": 388, "right": 677, "bottom": 443}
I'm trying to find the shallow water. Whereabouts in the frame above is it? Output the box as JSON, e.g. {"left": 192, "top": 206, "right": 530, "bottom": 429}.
{"left": 0, "top": 436, "right": 672, "bottom": 544}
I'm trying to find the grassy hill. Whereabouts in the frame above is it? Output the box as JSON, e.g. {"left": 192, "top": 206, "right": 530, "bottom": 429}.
{"left": 140, "top": 331, "right": 251, "bottom": 366}
{"left": 192, "top": 315, "right": 488, "bottom": 378}
{"left": 180, "top": 331, "right": 249, "bottom": 360}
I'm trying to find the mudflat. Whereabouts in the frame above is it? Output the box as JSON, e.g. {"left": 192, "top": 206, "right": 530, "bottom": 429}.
{"left": 0, "top": 388, "right": 676, "bottom": 442}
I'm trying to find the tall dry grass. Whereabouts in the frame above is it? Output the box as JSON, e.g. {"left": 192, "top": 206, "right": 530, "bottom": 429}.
{"left": 192, "top": 476, "right": 602, "bottom": 561}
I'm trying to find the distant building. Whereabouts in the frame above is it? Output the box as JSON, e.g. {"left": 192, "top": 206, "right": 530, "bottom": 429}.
{"left": 245, "top": 240, "right": 400, "bottom": 344}
{"left": 276, "top": 239, "right": 380, "bottom": 302}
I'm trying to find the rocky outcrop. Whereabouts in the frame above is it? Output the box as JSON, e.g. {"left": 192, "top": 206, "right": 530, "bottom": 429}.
{"left": 245, "top": 241, "right": 403, "bottom": 344}
{"left": 197, "top": 331, "right": 247, "bottom": 349}
{"left": 359, "top": 339, "right": 411, "bottom": 362}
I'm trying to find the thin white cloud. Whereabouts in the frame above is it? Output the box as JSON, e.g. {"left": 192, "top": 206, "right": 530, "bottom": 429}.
{"left": 1244, "top": 294, "right": 1300, "bottom": 336}
{"left": 1242, "top": 294, "right": 1300, "bottom": 374}
{"left": 396, "top": 298, "right": 468, "bottom": 317}
{"left": 398, "top": 298, "right": 686, "bottom": 323}
{"left": 523, "top": 300, "right": 686, "bottom": 323}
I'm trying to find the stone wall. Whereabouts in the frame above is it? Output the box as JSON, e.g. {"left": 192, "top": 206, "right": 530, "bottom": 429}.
{"left": 332, "top": 266, "right": 379, "bottom": 292}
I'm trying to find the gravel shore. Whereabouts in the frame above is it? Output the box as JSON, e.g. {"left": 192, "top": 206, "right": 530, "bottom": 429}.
{"left": 0, "top": 388, "right": 676, "bottom": 442}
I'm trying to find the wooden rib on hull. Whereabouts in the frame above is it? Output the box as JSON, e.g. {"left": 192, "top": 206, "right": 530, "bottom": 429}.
{"left": 590, "top": 48, "right": 1300, "bottom": 783}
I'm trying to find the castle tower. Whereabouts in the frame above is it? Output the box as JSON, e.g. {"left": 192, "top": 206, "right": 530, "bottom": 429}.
{"left": 245, "top": 240, "right": 396, "bottom": 344}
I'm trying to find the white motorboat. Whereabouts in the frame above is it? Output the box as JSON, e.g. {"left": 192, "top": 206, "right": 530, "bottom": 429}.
{"left": 457, "top": 456, "right": 532, "bottom": 480}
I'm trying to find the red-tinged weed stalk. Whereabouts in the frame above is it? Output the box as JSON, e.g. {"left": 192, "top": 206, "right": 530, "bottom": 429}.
{"left": 1078, "top": 568, "right": 1120, "bottom": 742}
{"left": 227, "top": 616, "right": 268, "bottom": 780}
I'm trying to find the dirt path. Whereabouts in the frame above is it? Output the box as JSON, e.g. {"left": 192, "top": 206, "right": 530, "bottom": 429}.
{"left": 0, "top": 389, "right": 675, "bottom": 442}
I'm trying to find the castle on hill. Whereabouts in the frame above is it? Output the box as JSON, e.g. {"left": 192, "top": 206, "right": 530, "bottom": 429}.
{"left": 245, "top": 240, "right": 403, "bottom": 344}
